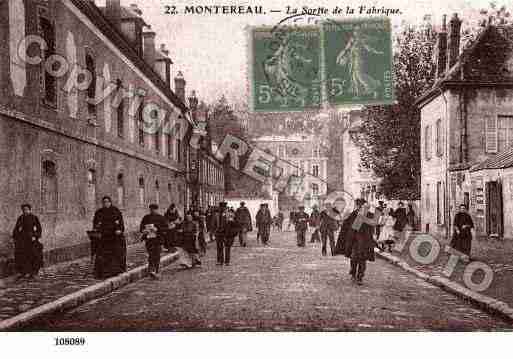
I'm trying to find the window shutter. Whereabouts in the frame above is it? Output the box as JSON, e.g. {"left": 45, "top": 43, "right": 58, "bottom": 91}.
{"left": 485, "top": 116, "right": 498, "bottom": 153}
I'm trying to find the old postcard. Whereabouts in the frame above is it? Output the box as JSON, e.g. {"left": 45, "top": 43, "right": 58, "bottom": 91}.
{"left": 1, "top": 0, "right": 513, "bottom": 352}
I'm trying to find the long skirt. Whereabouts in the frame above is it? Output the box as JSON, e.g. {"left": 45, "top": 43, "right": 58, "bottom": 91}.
{"left": 94, "top": 235, "right": 127, "bottom": 279}
{"left": 14, "top": 238, "right": 43, "bottom": 275}
{"left": 450, "top": 231, "right": 472, "bottom": 256}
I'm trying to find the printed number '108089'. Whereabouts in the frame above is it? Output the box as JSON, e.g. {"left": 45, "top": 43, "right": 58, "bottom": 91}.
{"left": 55, "top": 337, "right": 86, "bottom": 346}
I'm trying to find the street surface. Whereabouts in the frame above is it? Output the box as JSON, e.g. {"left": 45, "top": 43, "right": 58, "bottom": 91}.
{"left": 30, "top": 231, "right": 510, "bottom": 331}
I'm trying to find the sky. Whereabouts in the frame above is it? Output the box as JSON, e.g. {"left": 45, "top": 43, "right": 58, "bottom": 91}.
{"left": 94, "top": 0, "right": 512, "bottom": 105}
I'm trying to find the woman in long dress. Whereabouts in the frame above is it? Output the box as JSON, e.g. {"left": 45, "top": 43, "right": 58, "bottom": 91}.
{"left": 377, "top": 207, "right": 396, "bottom": 252}
{"left": 92, "top": 196, "right": 127, "bottom": 279}
{"left": 450, "top": 204, "right": 475, "bottom": 258}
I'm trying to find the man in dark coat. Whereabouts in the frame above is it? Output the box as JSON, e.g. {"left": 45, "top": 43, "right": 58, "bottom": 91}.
{"left": 215, "top": 202, "right": 235, "bottom": 265}
{"left": 235, "top": 202, "right": 252, "bottom": 247}
{"left": 349, "top": 201, "right": 378, "bottom": 285}
{"left": 140, "top": 204, "right": 168, "bottom": 279}
{"left": 392, "top": 201, "right": 408, "bottom": 233}
{"left": 256, "top": 203, "right": 272, "bottom": 245}
{"left": 93, "top": 196, "right": 127, "bottom": 279}
{"left": 451, "top": 204, "right": 475, "bottom": 257}
{"left": 309, "top": 206, "right": 321, "bottom": 243}
{"left": 12, "top": 204, "right": 43, "bottom": 280}
{"left": 295, "top": 206, "right": 309, "bottom": 247}
{"left": 320, "top": 203, "right": 340, "bottom": 256}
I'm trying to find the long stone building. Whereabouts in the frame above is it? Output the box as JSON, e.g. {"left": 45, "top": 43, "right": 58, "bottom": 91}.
{"left": 0, "top": 0, "right": 202, "bottom": 275}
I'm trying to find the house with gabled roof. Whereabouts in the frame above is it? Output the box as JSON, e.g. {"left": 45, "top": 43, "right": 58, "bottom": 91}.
{"left": 416, "top": 13, "right": 513, "bottom": 239}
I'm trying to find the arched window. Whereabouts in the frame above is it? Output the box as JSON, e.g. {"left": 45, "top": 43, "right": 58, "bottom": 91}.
{"left": 87, "top": 169, "right": 97, "bottom": 211}
{"left": 155, "top": 180, "right": 160, "bottom": 205}
{"left": 42, "top": 160, "right": 58, "bottom": 212}
{"left": 117, "top": 173, "right": 124, "bottom": 207}
{"left": 85, "top": 54, "right": 96, "bottom": 115}
{"left": 138, "top": 176, "right": 145, "bottom": 205}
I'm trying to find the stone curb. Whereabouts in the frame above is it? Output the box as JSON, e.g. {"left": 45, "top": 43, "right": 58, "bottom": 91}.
{"left": 375, "top": 249, "right": 513, "bottom": 324}
{"left": 0, "top": 252, "right": 179, "bottom": 331}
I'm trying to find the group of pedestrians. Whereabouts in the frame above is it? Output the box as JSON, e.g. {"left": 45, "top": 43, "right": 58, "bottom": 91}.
{"left": 9, "top": 196, "right": 425, "bottom": 287}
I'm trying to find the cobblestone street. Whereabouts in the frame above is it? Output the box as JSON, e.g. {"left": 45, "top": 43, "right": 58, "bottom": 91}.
{"left": 29, "top": 231, "right": 510, "bottom": 331}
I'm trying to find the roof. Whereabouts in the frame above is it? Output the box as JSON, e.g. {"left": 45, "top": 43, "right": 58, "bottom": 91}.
{"left": 416, "top": 24, "right": 513, "bottom": 107}
{"left": 470, "top": 147, "right": 513, "bottom": 172}
{"left": 70, "top": 0, "right": 188, "bottom": 114}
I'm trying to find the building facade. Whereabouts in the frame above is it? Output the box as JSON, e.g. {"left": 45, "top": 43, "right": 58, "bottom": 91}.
{"left": 417, "top": 14, "right": 513, "bottom": 239}
{"left": 251, "top": 133, "right": 328, "bottom": 211}
{"left": 342, "top": 111, "right": 380, "bottom": 204}
{"left": 0, "top": 0, "right": 195, "bottom": 275}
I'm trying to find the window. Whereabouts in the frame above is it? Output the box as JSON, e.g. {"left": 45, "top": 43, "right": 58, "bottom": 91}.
{"left": 168, "top": 183, "right": 173, "bottom": 203}
{"left": 497, "top": 115, "right": 513, "bottom": 153}
{"left": 167, "top": 133, "right": 172, "bottom": 158}
{"left": 39, "top": 14, "right": 57, "bottom": 106}
{"left": 138, "top": 177, "right": 145, "bottom": 205}
{"left": 42, "top": 160, "right": 58, "bottom": 212}
{"left": 117, "top": 173, "right": 124, "bottom": 207}
{"left": 436, "top": 181, "right": 443, "bottom": 225}
{"left": 313, "top": 146, "right": 321, "bottom": 157}
{"left": 86, "top": 169, "right": 96, "bottom": 211}
{"left": 155, "top": 180, "right": 160, "bottom": 205}
{"left": 425, "top": 184, "right": 431, "bottom": 212}
{"left": 85, "top": 55, "right": 96, "bottom": 115}
{"left": 485, "top": 116, "right": 498, "bottom": 153}
{"left": 138, "top": 105, "right": 145, "bottom": 147}
{"left": 312, "top": 183, "right": 319, "bottom": 196}
{"left": 117, "top": 99, "right": 125, "bottom": 138}
{"left": 436, "top": 119, "right": 443, "bottom": 157}
{"left": 177, "top": 138, "right": 182, "bottom": 162}
{"left": 425, "top": 125, "right": 432, "bottom": 160}
{"left": 312, "top": 164, "right": 319, "bottom": 177}
{"left": 155, "top": 128, "right": 161, "bottom": 154}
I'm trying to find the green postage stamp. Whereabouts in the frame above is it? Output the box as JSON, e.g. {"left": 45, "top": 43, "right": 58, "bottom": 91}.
{"left": 249, "top": 26, "right": 322, "bottom": 112}
{"left": 322, "top": 17, "right": 394, "bottom": 106}
{"left": 249, "top": 17, "right": 394, "bottom": 112}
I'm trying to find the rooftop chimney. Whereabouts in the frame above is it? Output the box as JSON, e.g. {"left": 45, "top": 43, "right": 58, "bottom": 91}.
{"left": 155, "top": 44, "right": 172, "bottom": 86}
{"left": 129, "top": 3, "right": 142, "bottom": 16}
{"left": 119, "top": 3, "right": 145, "bottom": 56}
{"left": 175, "top": 71, "right": 186, "bottom": 103}
{"left": 447, "top": 13, "right": 462, "bottom": 70}
{"left": 188, "top": 90, "right": 199, "bottom": 121}
{"left": 143, "top": 26, "right": 156, "bottom": 67}
{"left": 435, "top": 15, "right": 448, "bottom": 79}
{"left": 106, "top": 0, "right": 121, "bottom": 31}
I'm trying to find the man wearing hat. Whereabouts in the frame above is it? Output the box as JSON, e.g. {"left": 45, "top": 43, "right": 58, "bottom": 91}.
{"left": 295, "top": 206, "right": 309, "bottom": 247}
{"left": 256, "top": 203, "right": 272, "bottom": 245}
{"left": 235, "top": 201, "right": 252, "bottom": 247}
{"left": 140, "top": 204, "right": 167, "bottom": 279}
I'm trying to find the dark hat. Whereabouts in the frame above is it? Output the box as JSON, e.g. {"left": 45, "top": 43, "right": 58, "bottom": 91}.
{"left": 149, "top": 204, "right": 159, "bottom": 210}
{"left": 21, "top": 203, "right": 32, "bottom": 210}
{"left": 240, "top": 201, "right": 246, "bottom": 206}
{"left": 102, "top": 196, "right": 112, "bottom": 202}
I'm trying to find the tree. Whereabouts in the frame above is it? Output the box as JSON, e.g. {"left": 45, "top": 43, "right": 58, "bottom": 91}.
{"left": 352, "top": 25, "right": 437, "bottom": 200}
{"left": 208, "top": 95, "right": 248, "bottom": 144}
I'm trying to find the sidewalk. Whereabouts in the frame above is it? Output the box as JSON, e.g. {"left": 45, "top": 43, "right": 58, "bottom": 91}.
{"left": 388, "top": 232, "right": 513, "bottom": 308}
{"left": 0, "top": 242, "right": 170, "bottom": 323}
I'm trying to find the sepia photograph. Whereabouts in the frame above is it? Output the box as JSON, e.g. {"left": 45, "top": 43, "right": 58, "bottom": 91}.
{"left": 1, "top": 0, "right": 513, "bottom": 351}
